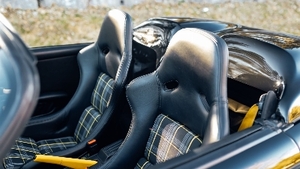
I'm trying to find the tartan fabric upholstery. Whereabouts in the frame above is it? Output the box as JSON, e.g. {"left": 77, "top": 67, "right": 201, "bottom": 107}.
{"left": 36, "top": 136, "right": 77, "bottom": 154}
{"left": 3, "top": 73, "right": 115, "bottom": 169}
{"left": 135, "top": 158, "right": 153, "bottom": 169}
{"left": 3, "top": 9, "right": 133, "bottom": 169}
{"left": 3, "top": 138, "right": 40, "bottom": 169}
{"left": 74, "top": 73, "right": 115, "bottom": 142}
{"left": 3, "top": 137, "right": 77, "bottom": 169}
{"left": 135, "top": 114, "right": 202, "bottom": 168}
{"left": 74, "top": 106, "right": 103, "bottom": 142}
{"left": 91, "top": 73, "right": 115, "bottom": 115}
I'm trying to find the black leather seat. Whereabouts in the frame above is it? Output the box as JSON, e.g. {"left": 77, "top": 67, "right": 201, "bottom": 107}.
{"left": 98, "top": 28, "right": 229, "bottom": 168}
{"left": 2, "top": 9, "right": 133, "bottom": 169}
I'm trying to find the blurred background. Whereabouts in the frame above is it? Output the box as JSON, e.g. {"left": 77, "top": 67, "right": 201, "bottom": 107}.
{"left": 1, "top": 0, "right": 299, "bottom": 46}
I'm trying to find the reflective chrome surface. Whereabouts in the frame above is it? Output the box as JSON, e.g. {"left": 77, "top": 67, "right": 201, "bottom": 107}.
{"left": 210, "top": 130, "right": 299, "bottom": 169}
{"left": 221, "top": 35, "right": 286, "bottom": 94}
{"left": 133, "top": 17, "right": 300, "bottom": 123}
{"left": 133, "top": 19, "right": 177, "bottom": 61}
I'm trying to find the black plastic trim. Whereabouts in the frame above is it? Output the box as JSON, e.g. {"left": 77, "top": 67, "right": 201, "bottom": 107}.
{"left": 31, "top": 43, "right": 91, "bottom": 60}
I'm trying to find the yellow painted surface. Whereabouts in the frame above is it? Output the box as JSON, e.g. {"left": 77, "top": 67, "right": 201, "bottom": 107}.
{"left": 289, "top": 106, "right": 300, "bottom": 123}
{"left": 238, "top": 104, "right": 259, "bottom": 131}
{"left": 272, "top": 153, "right": 300, "bottom": 169}
{"left": 34, "top": 155, "right": 97, "bottom": 169}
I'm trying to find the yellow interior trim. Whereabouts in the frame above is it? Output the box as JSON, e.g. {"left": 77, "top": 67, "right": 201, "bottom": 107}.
{"left": 34, "top": 155, "right": 97, "bottom": 169}
{"left": 289, "top": 106, "right": 300, "bottom": 123}
{"left": 272, "top": 152, "right": 300, "bottom": 169}
{"left": 238, "top": 104, "right": 259, "bottom": 131}
{"left": 228, "top": 98, "right": 250, "bottom": 114}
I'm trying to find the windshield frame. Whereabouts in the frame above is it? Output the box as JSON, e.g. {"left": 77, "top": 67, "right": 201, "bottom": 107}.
{"left": 0, "top": 14, "right": 40, "bottom": 160}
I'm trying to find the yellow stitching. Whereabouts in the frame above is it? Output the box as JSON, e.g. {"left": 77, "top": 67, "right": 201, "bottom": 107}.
{"left": 147, "top": 115, "right": 167, "bottom": 160}
{"left": 75, "top": 107, "right": 92, "bottom": 141}
{"left": 75, "top": 107, "right": 94, "bottom": 140}
{"left": 38, "top": 141, "right": 77, "bottom": 148}
{"left": 15, "top": 140, "right": 26, "bottom": 163}
{"left": 149, "top": 128, "right": 200, "bottom": 155}
{"left": 85, "top": 112, "right": 101, "bottom": 138}
{"left": 164, "top": 124, "right": 183, "bottom": 161}
{"left": 186, "top": 135, "right": 200, "bottom": 153}
{"left": 11, "top": 147, "right": 38, "bottom": 154}
{"left": 141, "top": 160, "right": 150, "bottom": 169}
{"left": 59, "top": 138, "right": 66, "bottom": 149}
{"left": 136, "top": 161, "right": 143, "bottom": 169}
{"left": 76, "top": 120, "right": 90, "bottom": 141}
{"left": 5, "top": 156, "right": 33, "bottom": 162}
{"left": 136, "top": 163, "right": 142, "bottom": 168}
{"left": 146, "top": 115, "right": 202, "bottom": 162}
{"left": 92, "top": 74, "right": 105, "bottom": 107}
{"left": 99, "top": 76, "right": 112, "bottom": 113}
{"left": 145, "top": 147, "right": 160, "bottom": 159}
{"left": 29, "top": 139, "right": 39, "bottom": 155}
{"left": 93, "top": 74, "right": 114, "bottom": 111}
{"left": 164, "top": 115, "right": 201, "bottom": 143}
{"left": 15, "top": 140, "right": 36, "bottom": 145}
{"left": 44, "top": 140, "right": 52, "bottom": 153}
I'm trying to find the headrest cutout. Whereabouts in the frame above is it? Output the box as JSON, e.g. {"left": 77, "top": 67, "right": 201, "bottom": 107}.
{"left": 164, "top": 80, "right": 179, "bottom": 91}
{"left": 102, "top": 46, "right": 110, "bottom": 55}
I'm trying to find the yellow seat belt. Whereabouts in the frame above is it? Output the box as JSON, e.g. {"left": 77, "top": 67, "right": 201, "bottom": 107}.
{"left": 238, "top": 104, "right": 259, "bottom": 131}
{"left": 34, "top": 155, "right": 97, "bottom": 169}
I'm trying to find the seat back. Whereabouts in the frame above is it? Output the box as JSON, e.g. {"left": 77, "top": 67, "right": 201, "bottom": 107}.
{"left": 24, "top": 10, "right": 133, "bottom": 143}
{"left": 154, "top": 28, "right": 229, "bottom": 144}
{"left": 39, "top": 9, "right": 133, "bottom": 157}
{"left": 70, "top": 9, "right": 133, "bottom": 144}
{"left": 101, "top": 28, "right": 229, "bottom": 168}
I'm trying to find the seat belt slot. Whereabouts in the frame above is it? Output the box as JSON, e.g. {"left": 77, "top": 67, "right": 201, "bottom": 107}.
{"left": 98, "top": 140, "right": 123, "bottom": 165}
{"left": 87, "top": 139, "right": 98, "bottom": 156}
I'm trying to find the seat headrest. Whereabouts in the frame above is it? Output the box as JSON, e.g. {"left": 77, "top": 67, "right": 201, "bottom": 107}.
{"left": 96, "top": 9, "right": 133, "bottom": 80}
{"left": 158, "top": 28, "right": 228, "bottom": 105}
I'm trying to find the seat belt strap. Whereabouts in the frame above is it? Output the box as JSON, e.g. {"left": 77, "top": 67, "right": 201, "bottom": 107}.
{"left": 238, "top": 104, "right": 259, "bottom": 131}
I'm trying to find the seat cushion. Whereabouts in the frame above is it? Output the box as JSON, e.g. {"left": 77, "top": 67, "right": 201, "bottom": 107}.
{"left": 90, "top": 73, "right": 115, "bottom": 114}
{"left": 135, "top": 114, "right": 202, "bottom": 168}
{"left": 3, "top": 73, "right": 115, "bottom": 169}
{"left": 3, "top": 137, "right": 77, "bottom": 169}
{"left": 3, "top": 138, "right": 39, "bottom": 169}
{"left": 74, "top": 106, "right": 103, "bottom": 142}
{"left": 74, "top": 73, "right": 115, "bottom": 142}
{"left": 36, "top": 137, "right": 77, "bottom": 154}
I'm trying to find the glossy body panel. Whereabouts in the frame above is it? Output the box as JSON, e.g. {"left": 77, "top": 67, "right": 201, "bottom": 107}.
{"left": 134, "top": 17, "right": 300, "bottom": 123}
{"left": 204, "top": 123, "right": 300, "bottom": 169}
{"left": 209, "top": 130, "right": 298, "bottom": 168}
{"left": 153, "top": 123, "right": 300, "bottom": 169}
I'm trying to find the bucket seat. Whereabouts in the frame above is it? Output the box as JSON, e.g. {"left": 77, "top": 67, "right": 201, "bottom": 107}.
{"left": 3, "top": 9, "right": 133, "bottom": 169}
{"left": 97, "top": 28, "right": 230, "bottom": 168}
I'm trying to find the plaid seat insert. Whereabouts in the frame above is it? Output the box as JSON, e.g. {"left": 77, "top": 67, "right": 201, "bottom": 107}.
{"left": 135, "top": 114, "right": 202, "bottom": 169}
{"left": 3, "top": 137, "right": 77, "bottom": 169}
{"left": 3, "top": 73, "right": 115, "bottom": 169}
{"left": 37, "top": 136, "right": 77, "bottom": 154}
{"left": 74, "top": 73, "right": 115, "bottom": 142}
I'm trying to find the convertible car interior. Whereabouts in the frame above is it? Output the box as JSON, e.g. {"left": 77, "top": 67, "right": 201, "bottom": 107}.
{"left": 1, "top": 8, "right": 289, "bottom": 169}
{"left": 3, "top": 9, "right": 133, "bottom": 169}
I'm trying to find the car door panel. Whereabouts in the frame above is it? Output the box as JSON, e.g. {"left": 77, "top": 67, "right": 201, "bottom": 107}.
{"left": 31, "top": 43, "right": 90, "bottom": 117}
